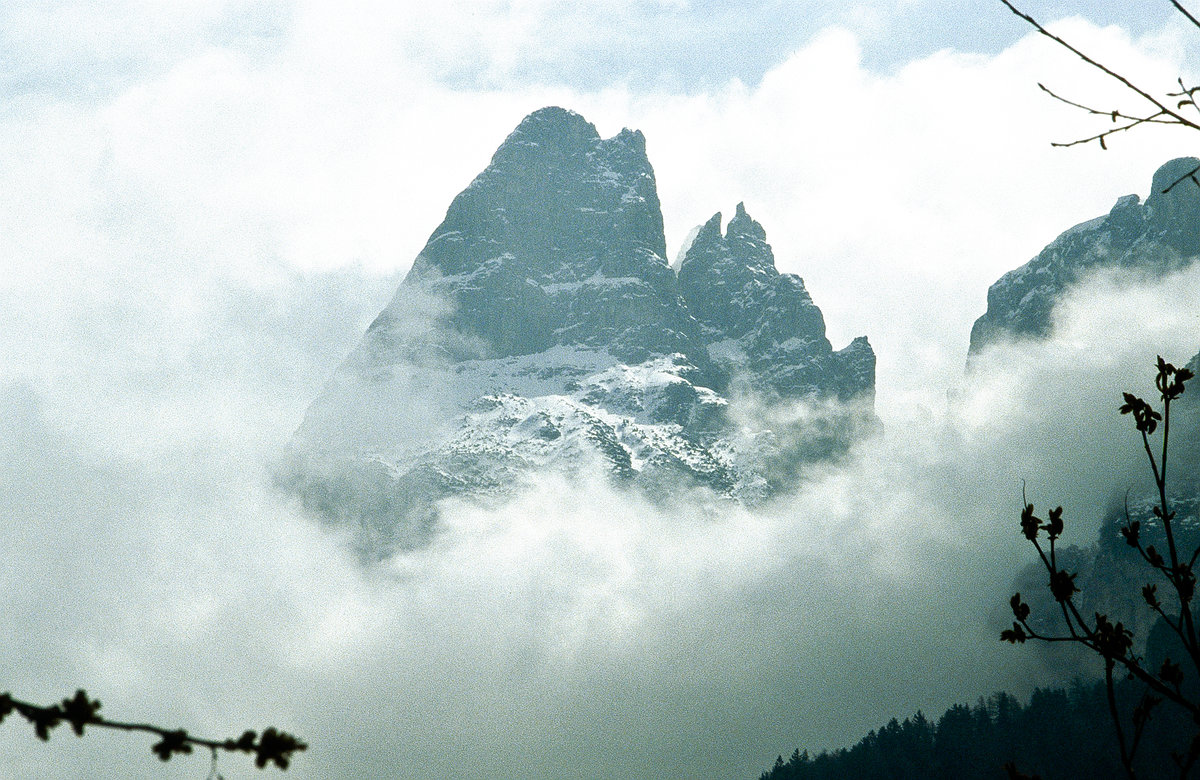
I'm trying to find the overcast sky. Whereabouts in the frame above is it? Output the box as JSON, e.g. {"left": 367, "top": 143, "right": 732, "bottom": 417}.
{"left": 2, "top": 1, "right": 1199, "bottom": 778}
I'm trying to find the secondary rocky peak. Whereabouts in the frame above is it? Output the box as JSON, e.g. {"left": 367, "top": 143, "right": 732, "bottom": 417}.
{"left": 679, "top": 203, "right": 775, "bottom": 279}
{"left": 611, "top": 126, "right": 647, "bottom": 152}
{"left": 678, "top": 203, "right": 873, "bottom": 401}
{"left": 678, "top": 203, "right": 811, "bottom": 338}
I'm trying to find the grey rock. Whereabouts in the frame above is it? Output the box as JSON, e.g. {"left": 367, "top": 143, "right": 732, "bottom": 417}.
{"left": 679, "top": 202, "right": 874, "bottom": 401}
{"left": 968, "top": 157, "right": 1200, "bottom": 357}
{"left": 398, "top": 106, "right": 707, "bottom": 368}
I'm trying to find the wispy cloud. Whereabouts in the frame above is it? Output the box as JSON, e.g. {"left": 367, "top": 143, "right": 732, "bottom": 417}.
{"left": 2, "top": 4, "right": 1198, "bottom": 778}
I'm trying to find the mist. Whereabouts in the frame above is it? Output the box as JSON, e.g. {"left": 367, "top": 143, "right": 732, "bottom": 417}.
{"left": 2, "top": 254, "right": 1196, "bottom": 778}
{"left": 3, "top": 3, "right": 1200, "bottom": 778}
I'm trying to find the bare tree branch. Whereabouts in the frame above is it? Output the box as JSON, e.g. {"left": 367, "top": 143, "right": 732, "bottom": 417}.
{"left": 1170, "top": 1, "right": 1200, "bottom": 31}
{"left": 0, "top": 690, "right": 306, "bottom": 771}
{"left": 1000, "top": 0, "right": 1200, "bottom": 151}
{"left": 1005, "top": 358, "right": 1200, "bottom": 778}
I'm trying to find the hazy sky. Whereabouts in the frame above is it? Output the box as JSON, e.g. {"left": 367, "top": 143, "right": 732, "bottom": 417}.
{"left": 2, "top": 1, "right": 1199, "bottom": 778}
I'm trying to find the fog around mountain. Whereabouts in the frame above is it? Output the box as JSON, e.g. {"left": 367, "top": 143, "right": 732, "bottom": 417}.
{"left": 2, "top": 3, "right": 1200, "bottom": 778}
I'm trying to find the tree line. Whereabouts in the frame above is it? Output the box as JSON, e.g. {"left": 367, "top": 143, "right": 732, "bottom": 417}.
{"left": 760, "top": 676, "right": 1196, "bottom": 780}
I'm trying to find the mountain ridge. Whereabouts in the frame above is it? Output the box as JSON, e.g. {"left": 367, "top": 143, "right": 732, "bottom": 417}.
{"left": 968, "top": 156, "right": 1200, "bottom": 358}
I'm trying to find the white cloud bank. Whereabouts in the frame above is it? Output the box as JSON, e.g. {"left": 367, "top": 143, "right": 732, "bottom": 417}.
{"left": 1, "top": 4, "right": 1199, "bottom": 778}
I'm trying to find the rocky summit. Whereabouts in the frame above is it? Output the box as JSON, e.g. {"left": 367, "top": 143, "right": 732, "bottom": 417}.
{"left": 679, "top": 202, "right": 874, "bottom": 401}
{"left": 969, "top": 157, "right": 1200, "bottom": 357}
{"left": 283, "top": 107, "right": 874, "bottom": 557}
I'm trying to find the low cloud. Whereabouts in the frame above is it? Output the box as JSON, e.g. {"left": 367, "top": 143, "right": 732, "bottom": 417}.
{"left": 5, "top": 260, "right": 1199, "bottom": 777}
{"left": 3, "top": 7, "right": 1200, "bottom": 779}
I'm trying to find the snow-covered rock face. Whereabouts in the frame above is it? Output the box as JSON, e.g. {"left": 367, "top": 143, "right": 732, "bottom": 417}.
{"left": 968, "top": 157, "right": 1200, "bottom": 357}
{"left": 284, "top": 107, "right": 874, "bottom": 558}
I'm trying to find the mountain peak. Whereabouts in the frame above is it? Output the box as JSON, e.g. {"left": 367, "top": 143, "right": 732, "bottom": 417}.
{"left": 506, "top": 106, "right": 600, "bottom": 147}
{"left": 287, "top": 109, "right": 875, "bottom": 556}
{"left": 695, "top": 211, "right": 723, "bottom": 244}
{"left": 1149, "top": 156, "right": 1200, "bottom": 199}
{"left": 726, "top": 201, "right": 767, "bottom": 241}
{"left": 388, "top": 107, "right": 685, "bottom": 362}
{"left": 1146, "top": 157, "right": 1200, "bottom": 254}
{"left": 482, "top": 107, "right": 607, "bottom": 176}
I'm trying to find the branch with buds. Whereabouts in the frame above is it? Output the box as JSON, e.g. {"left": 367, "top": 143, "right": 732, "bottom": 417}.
{"left": 1003, "top": 357, "right": 1200, "bottom": 779}
{"left": 0, "top": 690, "right": 306, "bottom": 771}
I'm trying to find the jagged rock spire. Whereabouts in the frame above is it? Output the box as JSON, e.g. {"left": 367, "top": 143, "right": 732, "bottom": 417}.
{"left": 678, "top": 203, "right": 873, "bottom": 401}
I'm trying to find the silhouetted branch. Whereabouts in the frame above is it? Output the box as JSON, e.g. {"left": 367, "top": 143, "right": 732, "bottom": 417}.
{"left": 0, "top": 690, "right": 306, "bottom": 770}
{"left": 1001, "top": 0, "right": 1200, "bottom": 152}
{"left": 1105, "top": 661, "right": 1136, "bottom": 779}
{"left": 1171, "top": 0, "right": 1200, "bottom": 31}
{"left": 1004, "top": 357, "right": 1200, "bottom": 779}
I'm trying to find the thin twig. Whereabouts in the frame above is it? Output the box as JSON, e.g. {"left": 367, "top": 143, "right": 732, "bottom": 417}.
{"left": 1105, "top": 660, "right": 1138, "bottom": 779}
{"left": 1000, "top": 0, "right": 1200, "bottom": 129}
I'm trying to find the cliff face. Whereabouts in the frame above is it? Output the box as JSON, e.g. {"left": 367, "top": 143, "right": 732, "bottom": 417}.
{"left": 969, "top": 157, "right": 1200, "bottom": 358}
{"left": 972, "top": 160, "right": 1200, "bottom": 648}
{"left": 284, "top": 107, "right": 874, "bottom": 557}
{"left": 392, "top": 107, "right": 706, "bottom": 367}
